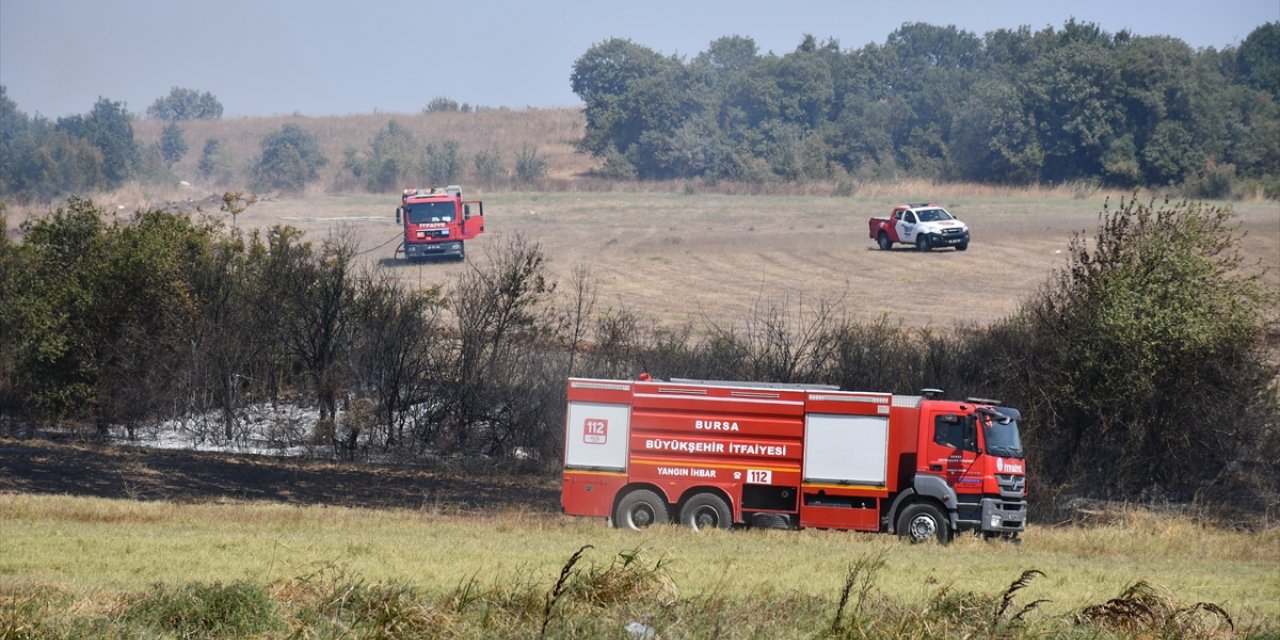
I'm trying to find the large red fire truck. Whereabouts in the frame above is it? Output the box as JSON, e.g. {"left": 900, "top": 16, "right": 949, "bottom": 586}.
{"left": 561, "top": 377, "right": 1027, "bottom": 543}
{"left": 394, "top": 185, "right": 485, "bottom": 261}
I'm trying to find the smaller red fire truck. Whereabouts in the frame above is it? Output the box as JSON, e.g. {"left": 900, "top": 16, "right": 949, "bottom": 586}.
{"left": 394, "top": 185, "right": 485, "bottom": 261}
{"left": 561, "top": 377, "right": 1027, "bottom": 543}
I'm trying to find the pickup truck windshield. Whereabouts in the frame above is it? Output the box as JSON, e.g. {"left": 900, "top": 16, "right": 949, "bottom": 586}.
{"left": 406, "top": 202, "right": 455, "bottom": 224}
{"left": 916, "top": 209, "right": 954, "bottom": 222}
{"left": 982, "top": 415, "right": 1024, "bottom": 459}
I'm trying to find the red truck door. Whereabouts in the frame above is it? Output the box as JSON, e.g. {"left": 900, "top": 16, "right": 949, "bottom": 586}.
{"left": 459, "top": 200, "right": 485, "bottom": 240}
{"left": 922, "top": 411, "right": 981, "bottom": 490}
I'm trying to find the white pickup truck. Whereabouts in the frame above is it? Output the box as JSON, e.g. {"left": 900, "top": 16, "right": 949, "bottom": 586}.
{"left": 868, "top": 202, "right": 970, "bottom": 251}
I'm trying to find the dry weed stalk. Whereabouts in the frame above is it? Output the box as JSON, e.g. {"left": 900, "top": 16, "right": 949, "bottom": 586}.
{"left": 991, "top": 568, "right": 1048, "bottom": 628}
{"left": 1076, "top": 580, "right": 1235, "bottom": 637}
{"left": 540, "top": 543, "right": 593, "bottom": 639}
{"left": 830, "top": 550, "right": 889, "bottom": 634}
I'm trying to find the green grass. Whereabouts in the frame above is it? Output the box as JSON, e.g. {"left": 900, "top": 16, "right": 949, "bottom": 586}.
{"left": 1, "top": 494, "right": 1277, "bottom": 638}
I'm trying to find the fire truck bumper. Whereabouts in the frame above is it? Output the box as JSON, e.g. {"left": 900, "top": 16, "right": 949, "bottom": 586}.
{"left": 980, "top": 497, "right": 1026, "bottom": 533}
{"left": 405, "top": 241, "right": 463, "bottom": 258}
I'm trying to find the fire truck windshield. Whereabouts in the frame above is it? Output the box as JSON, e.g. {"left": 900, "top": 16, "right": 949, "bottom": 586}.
{"left": 981, "top": 414, "right": 1024, "bottom": 459}
{"left": 405, "top": 202, "right": 455, "bottom": 224}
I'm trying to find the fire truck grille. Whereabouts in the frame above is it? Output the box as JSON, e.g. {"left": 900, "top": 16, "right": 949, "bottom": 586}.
{"left": 996, "top": 474, "right": 1025, "bottom": 494}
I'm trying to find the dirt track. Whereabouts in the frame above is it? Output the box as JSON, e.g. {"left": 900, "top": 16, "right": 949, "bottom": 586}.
{"left": 0, "top": 439, "right": 560, "bottom": 512}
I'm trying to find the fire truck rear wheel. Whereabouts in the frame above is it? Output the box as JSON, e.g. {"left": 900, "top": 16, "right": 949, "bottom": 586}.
{"left": 614, "top": 490, "right": 669, "bottom": 530}
{"left": 897, "top": 503, "right": 950, "bottom": 544}
{"left": 680, "top": 493, "right": 732, "bottom": 531}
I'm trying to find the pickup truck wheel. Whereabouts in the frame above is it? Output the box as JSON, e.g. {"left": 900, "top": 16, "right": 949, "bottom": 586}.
{"left": 877, "top": 232, "right": 892, "bottom": 251}
{"left": 916, "top": 235, "right": 932, "bottom": 252}
{"left": 896, "top": 503, "right": 951, "bottom": 544}
{"left": 680, "top": 493, "right": 732, "bottom": 531}
{"left": 614, "top": 490, "right": 669, "bottom": 530}
{"left": 956, "top": 241, "right": 969, "bottom": 252}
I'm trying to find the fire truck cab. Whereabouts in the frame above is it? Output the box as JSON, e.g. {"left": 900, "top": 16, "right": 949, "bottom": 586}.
{"left": 395, "top": 185, "right": 484, "bottom": 261}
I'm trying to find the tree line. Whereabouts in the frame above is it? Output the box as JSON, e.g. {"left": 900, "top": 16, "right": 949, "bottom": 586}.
{"left": 572, "top": 20, "right": 1280, "bottom": 196}
{"left": 0, "top": 87, "right": 549, "bottom": 201}
{"left": 1, "top": 195, "right": 1276, "bottom": 513}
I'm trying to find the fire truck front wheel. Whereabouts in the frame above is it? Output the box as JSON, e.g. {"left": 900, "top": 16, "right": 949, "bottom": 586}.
{"left": 897, "top": 502, "right": 951, "bottom": 544}
{"left": 614, "top": 489, "right": 670, "bottom": 530}
{"left": 680, "top": 493, "right": 732, "bottom": 532}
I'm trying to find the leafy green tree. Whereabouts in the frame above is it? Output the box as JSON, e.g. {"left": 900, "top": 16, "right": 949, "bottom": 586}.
{"left": 197, "top": 138, "right": 226, "bottom": 182}
{"left": 950, "top": 79, "right": 1042, "bottom": 183}
{"left": 251, "top": 123, "right": 328, "bottom": 192}
{"left": 159, "top": 122, "right": 187, "bottom": 166}
{"left": 146, "top": 87, "right": 224, "bottom": 120}
{"left": 472, "top": 148, "right": 505, "bottom": 183}
{"left": 571, "top": 38, "right": 675, "bottom": 162}
{"left": 55, "top": 97, "right": 139, "bottom": 188}
{"left": 0, "top": 86, "right": 40, "bottom": 198}
{"left": 1236, "top": 22, "right": 1280, "bottom": 99}
{"left": 998, "top": 197, "right": 1277, "bottom": 499}
{"left": 424, "top": 97, "right": 461, "bottom": 112}
{"left": 425, "top": 139, "right": 462, "bottom": 184}
{"left": 365, "top": 120, "right": 420, "bottom": 191}
{"left": 695, "top": 35, "right": 759, "bottom": 74}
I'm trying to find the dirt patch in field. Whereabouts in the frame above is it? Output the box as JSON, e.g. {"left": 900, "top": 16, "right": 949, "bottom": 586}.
{"left": 0, "top": 438, "right": 560, "bottom": 512}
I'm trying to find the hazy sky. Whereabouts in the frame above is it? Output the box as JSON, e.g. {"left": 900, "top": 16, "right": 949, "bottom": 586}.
{"left": 2, "top": 0, "right": 1276, "bottom": 119}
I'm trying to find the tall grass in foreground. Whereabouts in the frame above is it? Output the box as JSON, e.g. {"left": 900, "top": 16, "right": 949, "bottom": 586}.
{"left": 0, "top": 548, "right": 1259, "bottom": 639}
{"left": 1, "top": 494, "right": 1277, "bottom": 638}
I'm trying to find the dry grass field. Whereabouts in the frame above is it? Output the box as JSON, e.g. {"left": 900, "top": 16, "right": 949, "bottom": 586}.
{"left": 211, "top": 187, "right": 1280, "bottom": 330}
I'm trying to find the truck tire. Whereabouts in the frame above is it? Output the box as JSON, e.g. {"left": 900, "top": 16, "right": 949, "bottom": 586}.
{"left": 877, "top": 232, "right": 892, "bottom": 251}
{"left": 916, "top": 235, "right": 932, "bottom": 252}
{"left": 956, "top": 241, "right": 968, "bottom": 252}
{"left": 614, "top": 490, "right": 669, "bottom": 530}
{"left": 896, "top": 503, "right": 951, "bottom": 544}
{"left": 456, "top": 242, "right": 466, "bottom": 262}
{"left": 680, "top": 493, "right": 732, "bottom": 531}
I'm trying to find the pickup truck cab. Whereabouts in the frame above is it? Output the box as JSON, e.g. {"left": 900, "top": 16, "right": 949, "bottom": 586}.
{"left": 869, "top": 203, "right": 970, "bottom": 251}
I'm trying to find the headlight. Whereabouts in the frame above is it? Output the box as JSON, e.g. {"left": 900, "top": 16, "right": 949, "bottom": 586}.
{"left": 990, "top": 515, "right": 1002, "bottom": 528}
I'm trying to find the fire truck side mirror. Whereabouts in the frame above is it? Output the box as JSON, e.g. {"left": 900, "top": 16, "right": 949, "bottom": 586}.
{"left": 395, "top": 207, "right": 402, "bottom": 224}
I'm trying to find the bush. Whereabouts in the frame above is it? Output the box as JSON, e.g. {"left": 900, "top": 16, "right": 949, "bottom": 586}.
{"left": 992, "top": 196, "right": 1278, "bottom": 504}
{"left": 197, "top": 138, "right": 229, "bottom": 182}
{"left": 425, "top": 139, "right": 463, "bottom": 184}
{"left": 473, "top": 148, "right": 506, "bottom": 183}
{"left": 159, "top": 122, "right": 187, "bottom": 166}
{"left": 424, "top": 96, "right": 461, "bottom": 112}
{"left": 514, "top": 144, "right": 548, "bottom": 183}
{"left": 1182, "top": 161, "right": 1237, "bottom": 199}
{"left": 364, "top": 120, "right": 420, "bottom": 192}
{"left": 251, "top": 123, "right": 328, "bottom": 192}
